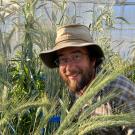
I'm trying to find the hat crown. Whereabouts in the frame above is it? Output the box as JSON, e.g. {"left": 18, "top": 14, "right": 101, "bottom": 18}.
{"left": 39, "top": 24, "right": 104, "bottom": 68}
{"left": 55, "top": 24, "right": 93, "bottom": 45}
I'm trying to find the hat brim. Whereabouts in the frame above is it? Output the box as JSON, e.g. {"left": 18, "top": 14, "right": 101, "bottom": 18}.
{"left": 39, "top": 40, "right": 104, "bottom": 68}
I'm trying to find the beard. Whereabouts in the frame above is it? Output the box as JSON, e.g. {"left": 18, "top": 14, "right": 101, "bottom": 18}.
{"left": 60, "top": 67, "right": 95, "bottom": 93}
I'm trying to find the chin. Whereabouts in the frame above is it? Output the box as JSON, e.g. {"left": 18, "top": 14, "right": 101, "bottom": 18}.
{"left": 68, "top": 84, "right": 82, "bottom": 93}
{"left": 68, "top": 80, "right": 77, "bottom": 91}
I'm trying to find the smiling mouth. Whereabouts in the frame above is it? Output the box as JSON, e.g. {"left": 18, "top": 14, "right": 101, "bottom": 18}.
{"left": 68, "top": 74, "right": 79, "bottom": 80}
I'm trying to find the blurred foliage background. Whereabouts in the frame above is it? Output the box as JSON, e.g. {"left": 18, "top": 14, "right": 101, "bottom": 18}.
{"left": 0, "top": 0, "right": 135, "bottom": 135}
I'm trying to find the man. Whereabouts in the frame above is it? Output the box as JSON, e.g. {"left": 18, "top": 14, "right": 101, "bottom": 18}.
{"left": 39, "top": 24, "right": 135, "bottom": 134}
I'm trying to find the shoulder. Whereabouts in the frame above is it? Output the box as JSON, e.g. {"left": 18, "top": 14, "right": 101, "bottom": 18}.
{"left": 104, "top": 75, "right": 135, "bottom": 92}
{"left": 102, "top": 76, "right": 135, "bottom": 112}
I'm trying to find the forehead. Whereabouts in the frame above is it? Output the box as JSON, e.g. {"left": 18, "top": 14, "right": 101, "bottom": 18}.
{"left": 57, "top": 47, "right": 88, "bottom": 56}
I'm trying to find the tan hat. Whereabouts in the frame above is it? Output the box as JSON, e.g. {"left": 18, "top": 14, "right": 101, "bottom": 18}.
{"left": 39, "top": 24, "right": 104, "bottom": 68}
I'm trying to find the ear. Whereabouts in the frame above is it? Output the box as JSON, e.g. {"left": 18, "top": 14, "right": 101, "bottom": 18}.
{"left": 90, "top": 58, "right": 96, "bottom": 68}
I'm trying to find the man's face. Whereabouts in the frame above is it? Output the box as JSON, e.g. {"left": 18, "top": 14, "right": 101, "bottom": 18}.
{"left": 57, "top": 47, "right": 96, "bottom": 94}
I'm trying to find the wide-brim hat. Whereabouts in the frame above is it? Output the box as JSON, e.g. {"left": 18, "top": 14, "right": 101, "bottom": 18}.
{"left": 39, "top": 24, "right": 104, "bottom": 68}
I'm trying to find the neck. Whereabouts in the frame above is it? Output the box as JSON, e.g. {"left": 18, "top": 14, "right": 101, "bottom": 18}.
{"left": 76, "top": 87, "right": 86, "bottom": 97}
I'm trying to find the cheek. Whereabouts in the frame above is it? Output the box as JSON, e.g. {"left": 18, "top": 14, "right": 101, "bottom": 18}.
{"left": 59, "top": 66, "right": 66, "bottom": 78}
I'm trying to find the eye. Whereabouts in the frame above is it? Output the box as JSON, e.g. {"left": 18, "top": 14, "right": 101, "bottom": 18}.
{"left": 59, "top": 57, "right": 68, "bottom": 64}
{"left": 73, "top": 53, "right": 82, "bottom": 60}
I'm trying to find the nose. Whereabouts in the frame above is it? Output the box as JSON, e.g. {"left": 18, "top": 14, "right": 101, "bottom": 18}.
{"left": 65, "top": 62, "right": 77, "bottom": 75}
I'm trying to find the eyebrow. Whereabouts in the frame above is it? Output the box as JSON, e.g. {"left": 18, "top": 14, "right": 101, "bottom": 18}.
{"left": 58, "top": 50, "right": 82, "bottom": 57}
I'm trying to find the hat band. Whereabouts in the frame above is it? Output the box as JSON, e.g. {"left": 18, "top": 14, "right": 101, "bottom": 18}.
{"left": 55, "top": 38, "right": 91, "bottom": 46}
{"left": 55, "top": 34, "right": 93, "bottom": 44}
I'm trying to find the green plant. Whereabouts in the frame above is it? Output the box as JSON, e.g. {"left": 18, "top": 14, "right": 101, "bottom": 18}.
{"left": 0, "top": 0, "right": 135, "bottom": 135}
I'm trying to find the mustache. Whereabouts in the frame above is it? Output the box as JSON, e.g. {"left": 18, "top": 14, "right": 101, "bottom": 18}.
{"left": 65, "top": 70, "right": 82, "bottom": 76}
